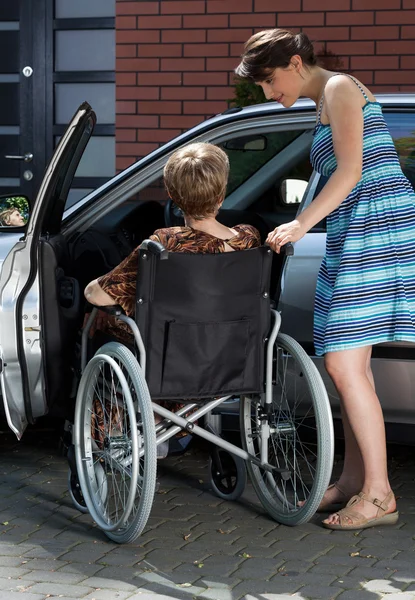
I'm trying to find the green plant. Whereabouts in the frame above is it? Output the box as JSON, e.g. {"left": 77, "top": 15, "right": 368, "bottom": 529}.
{"left": 0, "top": 196, "right": 30, "bottom": 220}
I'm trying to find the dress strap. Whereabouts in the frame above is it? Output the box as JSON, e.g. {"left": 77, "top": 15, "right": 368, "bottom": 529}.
{"left": 341, "top": 73, "right": 370, "bottom": 101}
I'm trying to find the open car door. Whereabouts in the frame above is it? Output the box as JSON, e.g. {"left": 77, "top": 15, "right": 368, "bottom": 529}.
{"left": 0, "top": 103, "right": 96, "bottom": 438}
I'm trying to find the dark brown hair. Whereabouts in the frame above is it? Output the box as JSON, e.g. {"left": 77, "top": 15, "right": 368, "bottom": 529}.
{"left": 164, "top": 143, "right": 229, "bottom": 220}
{"left": 235, "top": 29, "right": 317, "bottom": 82}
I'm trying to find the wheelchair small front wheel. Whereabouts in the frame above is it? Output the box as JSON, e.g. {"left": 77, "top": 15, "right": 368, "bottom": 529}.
{"left": 67, "top": 468, "right": 88, "bottom": 514}
{"left": 74, "top": 342, "right": 157, "bottom": 544}
{"left": 209, "top": 450, "right": 247, "bottom": 501}
{"left": 240, "top": 333, "right": 334, "bottom": 526}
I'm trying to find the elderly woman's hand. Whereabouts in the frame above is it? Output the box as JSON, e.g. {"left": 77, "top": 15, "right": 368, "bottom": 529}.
{"left": 266, "top": 219, "right": 305, "bottom": 253}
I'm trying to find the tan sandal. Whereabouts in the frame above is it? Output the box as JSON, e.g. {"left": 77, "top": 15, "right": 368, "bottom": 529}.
{"left": 317, "top": 481, "right": 350, "bottom": 513}
{"left": 322, "top": 491, "right": 399, "bottom": 530}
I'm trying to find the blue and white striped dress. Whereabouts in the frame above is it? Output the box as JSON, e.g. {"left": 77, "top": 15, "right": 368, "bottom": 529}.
{"left": 312, "top": 74, "right": 415, "bottom": 356}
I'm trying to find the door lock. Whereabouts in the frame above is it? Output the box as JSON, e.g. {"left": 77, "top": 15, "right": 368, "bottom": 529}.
{"left": 4, "top": 152, "right": 33, "bottom": 162}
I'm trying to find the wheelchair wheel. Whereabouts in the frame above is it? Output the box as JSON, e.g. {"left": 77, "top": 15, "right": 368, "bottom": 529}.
{"left": 74, "top": 342, "right": 157, "bottom": 544}
{"left": 240, "top": 333, "right": 334, "bottom": 526}
{"left": 208, "top": 450, "right": 247, "bottom": 501}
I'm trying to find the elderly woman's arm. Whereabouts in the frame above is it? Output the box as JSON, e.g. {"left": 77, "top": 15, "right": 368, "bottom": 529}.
{"left": 84, "top": 279, "right": 116, "bottom": 307}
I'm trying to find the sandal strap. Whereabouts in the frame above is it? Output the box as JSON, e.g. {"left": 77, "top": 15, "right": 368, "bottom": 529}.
{"left": 349, "top": 491, "right": 395, "bottom": 515}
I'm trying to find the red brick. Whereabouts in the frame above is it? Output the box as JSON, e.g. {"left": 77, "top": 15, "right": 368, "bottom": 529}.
{"left": 162, "top": 29, "right": 206, "bottom": 43}
{"left": 117, "top": 16, "right": 136, "bottom": 29}
{"left": 206, "top": 57, "right": 239, "bottom": 71}
{"left": 350, "top": 55, "right": 399, "bottom": 69}
{"left": 352, "top": 0, "right": 400, "bottom": 8}
{"left": 404, "top": 0, "right": 415, "bottom": 7}
{"left": 116, "top": 58, "right": 159, "bottom": 71}
{"left": 117, "top": 115, "right": 159, "bottom": 128}
{"left": 326, "top": 11, "right": 374, "bottom": 25}
{"left": 279, "top": 12, "right": 325, "bottom": 27}
{"left": 138, "top": 44, "right": 182, "bottom": 57}
{"left": 208, "top": 28, "right": 252, "bottom": 42}
{"left": 139, "top": 16, "right": 182, "bottom": 29}
{"left": 327, "top": 41, "right": 374, "bottom": 55}
{"left": 184, "top": 43, "right": 229, "bottom": 57}
{"left": 160, "top": 115, "right": 202, "bottom": 128}
{"left": 183, "top": 100, "right": 226, "bottom": 114}
{"left": 116, "top": 72, "right": 136, "bottom": 85}
{"left": 375, "top": 70, "right": 415, "bottom": 84}
{"left": 207, "top": 0, "right": 253, "bottom": 12}
{"left": 377, "top": 40, "right": 415, "bottom": 53}
{"left": 161, "top": 1, "right": 205, "bottom": 14}
{"left": 138, "top": 72, "right": 182, "bottom": 85}
{"left": 117, "top": 156, "right": 136, "bottom": 171}
{"left": 116, "top": 30, "right": 160, "bottom": 43}
{"left": 401, "top": 56, "right": 415, "bottom": 68}
{"left": 183, "top": 72, "right": 229, "bottom": 85}
{"left": 230, "top": 42, "right": 246, "bottom": 57}
{"left": 117, "top": 129, "right": 136, "bottom": 142}
{"left": 370, "top": 85, "right": 399, "bottom": 92}
{"left": 207, "top": 86, "right": 234, "bottom": 100}
{"left": 348, "top": 71, "right": 374, "bottom": 84}
{"left": 116, "top": 100, "right": 136, "bottom": 114}
{"left": 117, "top": 87, "right": 160, "bottom": 100}
{"left": 255, "top": 0, "right": 301, "bottom": 10}
{"left": 399, "top": 85, "right": 415, "bottom": 91}
{"left": 117, "top": 44, "right": 136, "bottom": 58}
{"left": 351, "top": 26, "right": 399, "bottom": 39}
{"left": 304, "top": 27, "right": 350, "bottom": 40}
{"left": 303, "top": 0, "right": 350, "bottom": 10}
{"left": 138, "top": 100, "right": 182, "bottom": 114}
{"left": 230, "top": 13, "right": 277, "bottom": 27}
{"left": 138, "top": 129, "right": 182, "bottom": 142}
{"left": 116, "top": 2, "right": 159, "bottom": 15}
{"left": 161, "top": 58, "right": 205, "bottom": 71}
{"left": 376, "top": 10, "right": 415, "bottom": 23}
{"left": 162, "top": 86, "right": 205, "bottom": 100}
{"left": 117, "top": 142, "right": 158, "bottom": 155}
{"left": 183, "top": 15, "right": 229, "bottom": 28}
{"left": 402, "top": 25, "right": 415, "bottom": 38}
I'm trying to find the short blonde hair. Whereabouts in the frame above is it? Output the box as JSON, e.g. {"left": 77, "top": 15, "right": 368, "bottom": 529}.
{"left": 0, "top": 208, "right": 18, "bottom": 225}
{"left": 163, "top": 142, "right": 229, "bottom": 220}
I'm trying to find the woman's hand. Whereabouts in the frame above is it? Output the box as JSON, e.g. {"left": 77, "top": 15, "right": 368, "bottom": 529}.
{"left": 266, "top": 219, "right": 305, "bottom": 253}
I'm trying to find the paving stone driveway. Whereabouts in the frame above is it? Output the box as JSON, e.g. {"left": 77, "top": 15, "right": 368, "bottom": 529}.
{"left": 0, "top": 425, "right": 414, "bottom": 600}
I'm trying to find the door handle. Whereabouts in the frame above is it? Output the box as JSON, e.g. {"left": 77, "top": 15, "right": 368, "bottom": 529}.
{"left": 4, "top": 152, "right": 33, "bottom": 162}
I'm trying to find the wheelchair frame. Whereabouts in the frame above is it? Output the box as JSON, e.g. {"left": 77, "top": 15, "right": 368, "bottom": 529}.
{"left": 82, "top": 306, "right": 289, "bottom": 478}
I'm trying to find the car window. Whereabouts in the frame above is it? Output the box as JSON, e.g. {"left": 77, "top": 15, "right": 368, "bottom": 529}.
{"left": 385, "top": 112, "right": 415, "bottom": 189}
{"left": 219, "top": 130, "right": 307, "bottom": 196}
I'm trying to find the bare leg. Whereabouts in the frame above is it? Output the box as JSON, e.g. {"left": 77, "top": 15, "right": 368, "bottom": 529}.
{"left": 323, "top": 346, "right": 395, "bottom": 525}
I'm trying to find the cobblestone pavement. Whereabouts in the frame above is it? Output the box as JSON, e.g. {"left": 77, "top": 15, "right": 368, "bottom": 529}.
{"left": 0, "top": 425, "right": 414, "bottom": 600}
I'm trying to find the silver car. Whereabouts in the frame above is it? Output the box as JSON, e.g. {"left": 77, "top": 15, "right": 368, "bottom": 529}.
{"left": 1, "top": 96, "right": 414, "bottom": 441}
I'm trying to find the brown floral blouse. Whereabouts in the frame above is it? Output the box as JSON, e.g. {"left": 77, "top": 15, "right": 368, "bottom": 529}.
{"left": 96, "top": 224, "right": 261, "bottom": 343}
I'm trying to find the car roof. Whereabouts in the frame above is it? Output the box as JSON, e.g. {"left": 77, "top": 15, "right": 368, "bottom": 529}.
{"left": 64, "top": 93, "right": 415, "bottom": 221}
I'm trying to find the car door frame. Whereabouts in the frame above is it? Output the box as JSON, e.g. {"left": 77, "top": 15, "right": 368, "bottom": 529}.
{"left": 0, "top": 102, "right": 96, "bottom": 439}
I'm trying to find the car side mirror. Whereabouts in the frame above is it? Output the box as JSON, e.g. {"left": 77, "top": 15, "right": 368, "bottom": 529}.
{"left": 0, "top": 195, "right": 30, "bottom": 229}
{"left": 281, "top": 179, "right": 308, "bottom": 205}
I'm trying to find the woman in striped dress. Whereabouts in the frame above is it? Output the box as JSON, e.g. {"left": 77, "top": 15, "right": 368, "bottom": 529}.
{"left": 236, "top": 29, "right": 415, "bottom": 530}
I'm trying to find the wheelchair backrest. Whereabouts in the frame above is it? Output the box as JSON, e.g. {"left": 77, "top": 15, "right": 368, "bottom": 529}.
{"left": 136, "top": 242, "right": 272, "bottom": 400}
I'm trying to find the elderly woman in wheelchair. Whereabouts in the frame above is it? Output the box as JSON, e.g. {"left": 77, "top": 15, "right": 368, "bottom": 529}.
{"left": 70, "top": 142, "right": 334, "bottom": 544}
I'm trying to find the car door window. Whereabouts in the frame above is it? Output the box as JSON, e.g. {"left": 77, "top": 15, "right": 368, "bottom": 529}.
{"left": 219, "top": 130, "right": 307, "bottom": 196}
{"left": 385, "top": 112, "right": 415, "bottom": 189}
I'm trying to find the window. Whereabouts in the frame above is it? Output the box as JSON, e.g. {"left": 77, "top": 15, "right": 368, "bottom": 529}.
{"left": 219, "top": 130, "right": 306, "bottom": 196}
{"left": 385, "top": 112, "right": 415, "bottom": 189}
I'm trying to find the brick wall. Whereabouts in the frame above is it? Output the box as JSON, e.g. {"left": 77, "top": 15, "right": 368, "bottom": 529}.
{"left": 116, "top": 0, "right": 415, "bottom": 171}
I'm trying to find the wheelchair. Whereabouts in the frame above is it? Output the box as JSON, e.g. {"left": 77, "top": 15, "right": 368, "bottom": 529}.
{"left": 69, "top": 240, "right": 334, "bottom": 544}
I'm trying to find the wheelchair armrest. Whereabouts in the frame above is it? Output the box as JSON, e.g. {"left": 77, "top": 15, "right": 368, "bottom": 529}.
{"left": 140, "top": 239, "right": 168, "bottom": 260}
